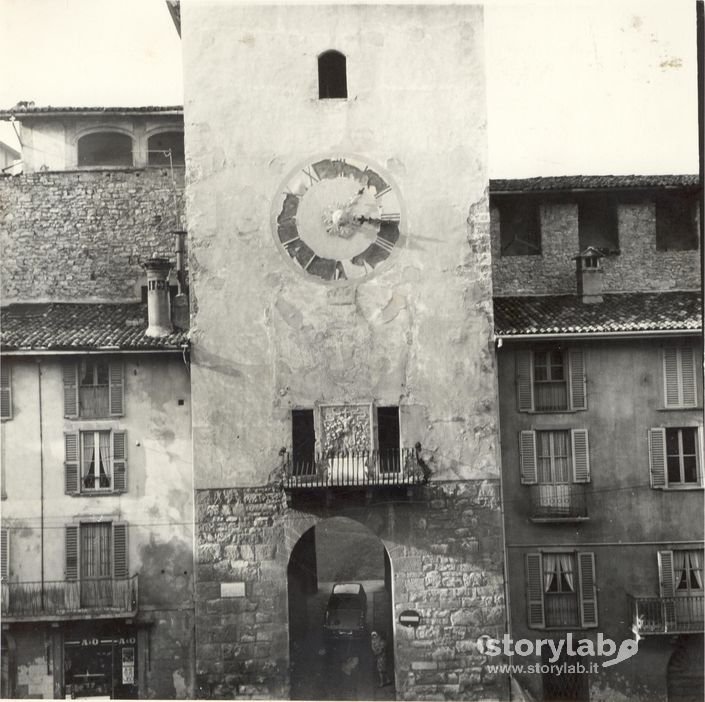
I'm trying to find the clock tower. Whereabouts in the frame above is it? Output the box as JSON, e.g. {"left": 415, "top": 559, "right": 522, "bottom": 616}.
{"left": 181, "top": 3, "right": 506, "bottom": 699}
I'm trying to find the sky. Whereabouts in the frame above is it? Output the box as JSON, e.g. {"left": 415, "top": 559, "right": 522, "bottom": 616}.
{"left": 0, "top": 0, "right": 699, "bottom": 177}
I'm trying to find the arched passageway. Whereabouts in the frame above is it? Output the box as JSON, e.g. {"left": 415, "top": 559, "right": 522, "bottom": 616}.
{"left": 667, "top": 634, "right": 704, "bottom": 702}
{"left": 288, "top": 517, "right": 395, "bottom": 700}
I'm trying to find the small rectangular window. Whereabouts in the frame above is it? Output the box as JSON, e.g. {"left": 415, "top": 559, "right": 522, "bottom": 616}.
{"left": 498, "top": 196, "right": 541, "bottom": 256}
{"left": 517, "top": 349, "right": 587, "bottom": 413}
{"left": 533, "top": 350, "right": 567, "bottom": 411}
{"left": 656, "top": 193, "right": 698, "bottom": 251}
{"left": 578, "top": 195, "right": 618, "bottom": 252}
{"left": 377, "top": 406, "right": 400, "bottom": 473}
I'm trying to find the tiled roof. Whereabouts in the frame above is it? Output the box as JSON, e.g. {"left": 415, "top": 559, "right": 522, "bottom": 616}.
{"left": 0, "top": 104, "right": 183, "bottom": 118}
{"left": 1, "top": 303, "right": 188, "bottom": 351}
{"left": 494, "top": 292, "right": 702, "bottom": 337}
{"left": 490, "top": 174, "right": 700, "bottom": 193}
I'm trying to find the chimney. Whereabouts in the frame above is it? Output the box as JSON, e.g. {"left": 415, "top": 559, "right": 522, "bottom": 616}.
{"left": 143, "top": 256, "right": 173, "bottom": 337}
{"left": 574, "top": 247, "right": 604, "bottom": 304}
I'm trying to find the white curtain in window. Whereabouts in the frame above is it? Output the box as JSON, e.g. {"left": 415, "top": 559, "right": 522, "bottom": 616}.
{"left": 83, "top": 432, "right": 96, "bottom": 483}
{"left": 553, "top": 432, "right": 570, "bottom": 483}
{"left": 538, "top": 433, "right": 552, "bottom": 483}
{"left": 687, "top": 551, "right": 703, "bottom": 589}
{"left": 98, "top": 432, "right": 111, "bottom": 487}
{"left": 558, "top": 553, "right": 574, "bottom": 591}
{"left": 544, "top": 553, "right": 558, "bottom": 592}
{"left": 674, "top": 551, "right": 688, "bottom": 589}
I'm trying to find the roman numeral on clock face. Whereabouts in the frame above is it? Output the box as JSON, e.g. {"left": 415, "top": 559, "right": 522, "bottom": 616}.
{"left": 373, "top": 236, "right": 395, "bottom": 254}
{"left": 380, "top": 212, "right": 400, "bottom": 222}
{"left": 302, "top": 167, "right": 320, "bottom": 185}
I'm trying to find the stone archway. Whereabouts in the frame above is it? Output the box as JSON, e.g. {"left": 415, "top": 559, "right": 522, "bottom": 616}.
{"left": 287, "top": 517, "right": 395, "bottom": 701}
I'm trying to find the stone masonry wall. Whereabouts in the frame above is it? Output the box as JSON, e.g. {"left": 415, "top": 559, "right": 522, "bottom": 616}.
{"left": 0, "top": 169, "right": 185, "bottom": 302}
{"left": 195, "top": 481, "right": 508, "bottom": 701}
{"left": 491, "top": 200, "right": 701, "bottom": 296}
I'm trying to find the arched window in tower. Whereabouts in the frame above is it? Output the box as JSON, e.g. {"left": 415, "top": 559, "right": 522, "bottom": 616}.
{"left": 318, "top": 50, "right": 347, "bottom": 99}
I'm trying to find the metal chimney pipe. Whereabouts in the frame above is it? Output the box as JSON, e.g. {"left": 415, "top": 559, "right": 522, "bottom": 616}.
{"left": 143, "top": 256, "right": 173, "bottom": 337}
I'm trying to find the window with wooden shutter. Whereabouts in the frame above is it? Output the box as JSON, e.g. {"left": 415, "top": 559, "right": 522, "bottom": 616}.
{"left": 113, "top": 522, "right": 128, "bottom": 579}
{"left": 113, "top": 431, "right": 127, "bottom": 492}
{"left": 650, "top": 427, "right": 702, "bottom": 488}
{"left": 519, "top": 349, "right": 588, "bottom": 413}
{"left": 516, "top": 351, "right": 534, "bottom": 412}
{"left": 65, "top": 526, "right": 79, "bottom": 580}
{"left": 663, "top": 347, "right": 698, "bottom": 408}
{"left": 520, "top": 430, "right": 538, "bottom": 484}
{"left": 0, "top": 363, "right": 12, "bottom": 420}
{"left": 65, "top": 432, "right": 80, "bottom": 495}
{"left": 571, "top": 429, "right": 590, "bottom": 483}
{"left": 1, "top": 528, "right": 8, "bottom": 580}
{"left": 526, "top": 552, "right": 545, "bottom": 628}
{"left": 63, "top": 363, "right": 79, "bottom": 418}
{"left": 577, "top": 552, "right": 598, "bottom": 627}
{"left": 658, "top": 550, "right": 677, "bottom": 629}
{"left": 109, "top": 362, "right": 124, "bottom": 417}
{"left": 568, "top": 350, "right": 587, "bottom": 410}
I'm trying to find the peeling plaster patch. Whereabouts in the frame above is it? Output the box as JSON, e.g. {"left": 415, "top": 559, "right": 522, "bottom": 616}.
{"left": 274, "top": 297, "right": 304, "bottom": 329}
{"left": 268, "top": 156, "right": 286, "bottom": 175}
{"left": 193, "top": 348, "right": 244, "bottom": 379}
{"left": 379, "top": 290, "right": 408, "bottom": 324}
{"left": 386, "top": 157, "right": 406, "bottom": 177}
{"left": 153, "top": 427, "right": 176, "bottom": 445}
{"left": 239, "top": 33, "right": 256, "bottom": 45}
{"left": 173, "top": 669, "right": 188, "bottom": 698}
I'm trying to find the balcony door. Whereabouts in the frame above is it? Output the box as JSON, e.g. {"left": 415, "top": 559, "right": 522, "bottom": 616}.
{"left": 537, "top": 430, "right": 571, "bottom": 514}
{"left": 81, "top": 523, "right": 112, "bottom": 608}
{"left": 674, "top": 551, "right": 704, "bottom": 628}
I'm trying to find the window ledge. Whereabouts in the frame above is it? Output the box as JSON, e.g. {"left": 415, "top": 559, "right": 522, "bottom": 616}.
{"left": 657, "top": 406, "right": 701, "bottom": 412}
{"left": 521, "top": 409, "right": 585, "bottom": 415}
{"left": 655, "top": 485, "right": 704, "bottom": 491}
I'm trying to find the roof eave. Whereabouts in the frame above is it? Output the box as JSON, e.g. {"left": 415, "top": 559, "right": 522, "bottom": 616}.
{"left": 495, "top": 328, "right": 702, "bottom": 342}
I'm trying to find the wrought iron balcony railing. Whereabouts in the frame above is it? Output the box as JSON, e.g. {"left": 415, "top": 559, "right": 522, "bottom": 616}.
{"left": 629, "top": 594, "right": 704, "bottom": 635}
{"left": 1, "top": 576, "right": 138, "bottom": 622}
{"left": 529, "top": 484, "right": 588, "bottom": 521}
{"left": 283, "top": 447, "right": 430, "bottom": 489}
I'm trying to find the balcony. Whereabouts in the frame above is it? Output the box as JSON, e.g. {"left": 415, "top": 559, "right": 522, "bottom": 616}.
{"left": 629, "top": 594, "right": 704, "bottom": 636}
{"left": 283, "top": 448, "right": 429, "bottom": 489}
{"left": 1, "top": 576, "right": 138, "bottom": 623}
{"left": 529, "top": 484, "right": 589, "bottom": 522}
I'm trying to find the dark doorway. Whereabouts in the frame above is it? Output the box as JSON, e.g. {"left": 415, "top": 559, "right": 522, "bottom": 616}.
{"left": 292, "top": 409, "right": 316, "bottom": 475}
{"left": 667, "top": 634, "right": 704, "bottom": 702}
{"left": 377, "top": 407, "right": 400, "bottom": 474}
{"left": 541, "top": 646, "right": 589, "bottom": 702}
{"left": 288, "top": 518, "right": 395, "bottom": 701}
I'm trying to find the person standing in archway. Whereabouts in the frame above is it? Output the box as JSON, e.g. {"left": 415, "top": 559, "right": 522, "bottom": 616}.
{"left": 370, "top": 631, "right": 391, "bottom": 687}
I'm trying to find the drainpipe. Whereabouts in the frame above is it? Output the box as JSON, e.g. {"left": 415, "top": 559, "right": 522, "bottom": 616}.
{"left": 37, "top": 360, "right": 45, "bottom": 609}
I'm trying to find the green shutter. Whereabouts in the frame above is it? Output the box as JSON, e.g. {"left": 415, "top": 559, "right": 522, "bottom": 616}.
{"left": 649, "top": 428, "right": 667, "bottom": 488}
{"left": 0, "top": 363, "right": 12, "bottom": 420}
{"left": 520, "top": 431, "right": 538, "bottom": 484}
{"left": 63, "top": 363, "right": 79, "bottom": 418}
{"left": 113, "top": 522, "right": 128, "bottom": 579}
{"left": 578, "top": 552, "right": 598, "bottom": 627}
{"left": 109, "top": 362, "right": 124, "bottom": 417}
{"left": 525, "top": 552, "right": 545, "bottom": 628}
{"left": 65, "top": 526, "right": 79, "bottom": 580}
{"left": 568, "top": 349, "right": 587, "bottom": 410}
{"left": 64, "top": 432, "right": 80, "bottom": 495}
{"left": 516, "top": 351, "right": 534, "bottom": 412}
{"left": 571, "top": 429, "right": 590, "bottom": 483}
{"left": 112, "top": 431, "right": 127, "bottom": 492}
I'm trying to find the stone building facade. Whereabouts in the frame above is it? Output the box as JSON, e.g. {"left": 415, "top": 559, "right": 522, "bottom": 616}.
{"left": 491, "top": 175, "right": 703, "bottom": 702}
{"left": 0, "top": 106, "right": 195, "bottom": 699}
{"left": 181, "top": 3, "right": 507, "bottom": 700}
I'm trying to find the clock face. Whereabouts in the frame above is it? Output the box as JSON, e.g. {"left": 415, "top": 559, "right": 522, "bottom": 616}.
{"left": 272, "top": 155, "right": 404, "bottom": 282}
